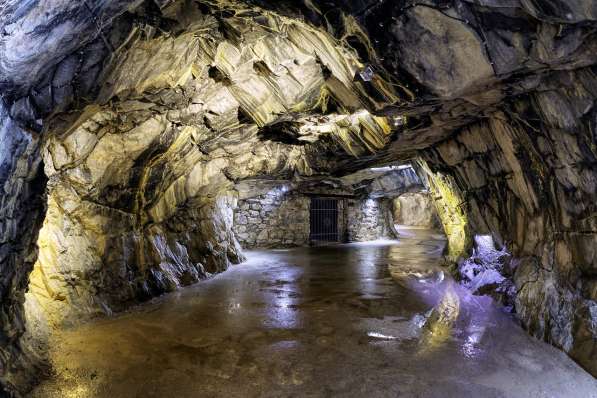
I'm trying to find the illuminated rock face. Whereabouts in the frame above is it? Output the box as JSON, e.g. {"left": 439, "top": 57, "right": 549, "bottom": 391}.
{"left": 0, "top": 0, "right": 596, "bottom": 394}
{"left": 6, "top": 4, "right": 406, "bottom": 394}
{"left": 234, "top": 190, "right": 311, "bottom": 248}
{"left": 420, "top": 99, "right": 597, "bottom": 375}
{"left": 346, "top": 198, "right": 392, "bottom": 242}
{"left": 418, "top": 164, "right": 471, "bottom": 261}
{"left": 19, "top": 11, "right": 400, "bottom": 379}
{"left": 392, "top": 192, "right": 439, "bottom": 228}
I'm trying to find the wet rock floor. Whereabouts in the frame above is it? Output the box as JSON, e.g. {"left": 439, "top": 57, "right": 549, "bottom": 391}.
{"left": 31, "top": 229, "right": 596, "bottom": 397}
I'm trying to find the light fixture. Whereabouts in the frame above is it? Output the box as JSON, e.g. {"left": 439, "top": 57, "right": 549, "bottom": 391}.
{"left": 359, "top": 65, "right": 374, "bottom": 82}
{"left": 391, "top": 115, "right": 406, "bottom": 127}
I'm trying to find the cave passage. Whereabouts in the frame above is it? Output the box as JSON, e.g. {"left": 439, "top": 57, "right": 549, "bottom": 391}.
{"left": 1, "top": 0, "right": 597, "bottom": 395}
{"left": 30, "top": 229, "right": 595, "bottom": 397}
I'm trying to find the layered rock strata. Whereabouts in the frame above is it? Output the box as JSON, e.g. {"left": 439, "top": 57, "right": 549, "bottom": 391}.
{"left": 5, "top": 3, "right": 411, "bottom": 395}
{"left": 0, "top": 0, "right": 596, "bottom": 394}
{"left": 392, "top": 192, "right": 440, "bottom": 228}
{"left": 419, "top": 79, "right": 597, "bottom": 373}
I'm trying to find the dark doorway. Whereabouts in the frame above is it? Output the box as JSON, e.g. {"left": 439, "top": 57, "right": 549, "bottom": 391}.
{"left": 310, "top": 198, "right": 339, "bottom": 243}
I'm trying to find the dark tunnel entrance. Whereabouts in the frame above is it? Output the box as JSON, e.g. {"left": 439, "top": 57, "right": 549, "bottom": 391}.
{"left": 309, "top": 197, "right": 340, "bottom": 243}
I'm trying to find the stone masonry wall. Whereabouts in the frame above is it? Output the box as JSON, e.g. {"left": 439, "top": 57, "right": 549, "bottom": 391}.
{"left": 234, "top": 191, "right": 393, "bottom": 248}
{"left": 346, "top": 198, "right": 392, "bottom": 242}
{"left": 233, "top": 189, "right": 310, "bottom": 248}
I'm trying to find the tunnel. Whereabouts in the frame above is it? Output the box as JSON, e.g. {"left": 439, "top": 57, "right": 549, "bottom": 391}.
{"left": 0, "top": 0, "right": 596, "bottom": 396}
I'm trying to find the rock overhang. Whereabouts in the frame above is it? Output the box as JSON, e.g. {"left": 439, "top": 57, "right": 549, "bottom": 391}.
{"left": 0, "top": 0, "right": 596, "bottom": 395}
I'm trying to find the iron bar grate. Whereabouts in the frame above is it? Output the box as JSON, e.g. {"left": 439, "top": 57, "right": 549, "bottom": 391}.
{"left": 310, "top": 198, "right": 339, "bottom": 242}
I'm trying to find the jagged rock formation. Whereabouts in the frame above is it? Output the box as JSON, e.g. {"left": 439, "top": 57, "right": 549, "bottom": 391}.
{"left": 0, "top": 0, "right": 596, "bottom": 394}
{"left": 3, "top": 3, "right": 407, "bottom": 394}
{"left": 457, "top": 234, "right": 516, "bottom": 310}
{"left": 0, "top": 104, "right": 48, "bottom": 394}
{"left": 392, "top": 192, "right": 440, "bottom": 228}
{"left": 420, "top": 96, "right": 597, "bottom": 375}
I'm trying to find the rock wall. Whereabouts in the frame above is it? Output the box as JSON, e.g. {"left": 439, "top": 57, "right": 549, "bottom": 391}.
{"left": 392, "top": 192, "right": 439, "bottom": 228}
{"left": 0, "top": 0, "right": 596, "bottom": 393}
{"left": 420, "top": 70, "right": 597, "bottom": 374}
{"left": 0, "top": 105, "right": 48, "bottom": 394}
{"left": 418, "top": 162, "right": 472, "bottom": 262}
{"left": 458, "top": 234, "right": 516, "bottom": 311}
{"left": 346, "top": 198, "right": 392, "bottom": 242}
{"left": 233, "top": 190, "right": 310, "bottom": 248}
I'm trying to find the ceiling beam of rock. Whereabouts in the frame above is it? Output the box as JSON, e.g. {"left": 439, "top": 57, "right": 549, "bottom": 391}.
{"left": 0, "top": 0, "right": 143, "bottom": 96}
{"left": 0, "top": 0, "right": 596, "bottom": 395}
{"left": 235, "top": 165, "right": 425, "bottom": 201}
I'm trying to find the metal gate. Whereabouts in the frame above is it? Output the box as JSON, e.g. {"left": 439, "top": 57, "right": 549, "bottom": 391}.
{"left": 310, "top": 198, "right": 339, "bottom": 242}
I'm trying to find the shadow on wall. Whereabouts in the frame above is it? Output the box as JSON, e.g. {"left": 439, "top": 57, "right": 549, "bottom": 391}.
{"left": 0, "top": 105, "right": 49, "bottom": 396}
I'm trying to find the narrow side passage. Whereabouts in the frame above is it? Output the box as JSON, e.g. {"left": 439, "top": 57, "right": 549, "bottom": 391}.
{"left": 30, "top": 230, "right": 596, "bottom": 397}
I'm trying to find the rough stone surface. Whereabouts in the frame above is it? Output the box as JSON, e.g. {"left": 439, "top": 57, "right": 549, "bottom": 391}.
{"left": 457, "top": 235, "right": 516, "bottom": 310}
{"left": 420, "top": 79, "right": 597, "bottom": 374}
{"left": 233, "top": 182, "right": 403, "bottom": 249}
{"left": 2, "top": 5, "right": 411, "bottom": 393}
{"left": 346, "top": 198, "right": 392, "bottom": 242}
{"left": 0, "top": 104, "right": 48, "bottom": 394}
{"left": 391, "top": 6, "right": 495, "bottom": 98}
{"left": 340, "top": 166, "right": 424, "bottom": 198}
{"left": 392, "top": 192, "right": 440, "bottom": 228}
{"left": 0, "top": 0, "right": 596, "bottom": 394}
{"left": 418, "top": 162, "right": 471, "bottom": 261}
{"left": 233, "top": 190, "right": 310, "bottom": 248}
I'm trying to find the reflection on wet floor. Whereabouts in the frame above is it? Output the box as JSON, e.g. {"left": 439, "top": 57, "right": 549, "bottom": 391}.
{"left": 31, "top": 228, "right": 597, "bottom": 398}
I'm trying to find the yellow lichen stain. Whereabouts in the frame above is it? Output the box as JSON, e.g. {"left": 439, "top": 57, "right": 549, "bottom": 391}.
{"left": 96, "top": 0, "right": 412, "bottom": 162}
{"left": 418, "top": 160, "right": 471, "bottom": 260}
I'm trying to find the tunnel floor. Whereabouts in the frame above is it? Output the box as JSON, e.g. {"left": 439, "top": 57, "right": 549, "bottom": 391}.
{"left": 30, "top": 229, "right": 596, "bottom": 397}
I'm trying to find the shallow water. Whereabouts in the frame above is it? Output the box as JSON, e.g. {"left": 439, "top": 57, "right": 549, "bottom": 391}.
{"left": 30, "top": 228, "right": 596, "bottom": 398}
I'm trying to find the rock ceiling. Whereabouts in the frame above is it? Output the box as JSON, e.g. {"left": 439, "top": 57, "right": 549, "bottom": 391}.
{"left": 0, "top": 0, "right": 596, "bottom": 395}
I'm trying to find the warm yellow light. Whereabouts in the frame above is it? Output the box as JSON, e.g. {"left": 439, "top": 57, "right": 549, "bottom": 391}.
{"left": 418, "top": 160, "right": 471, "bottom": 261}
